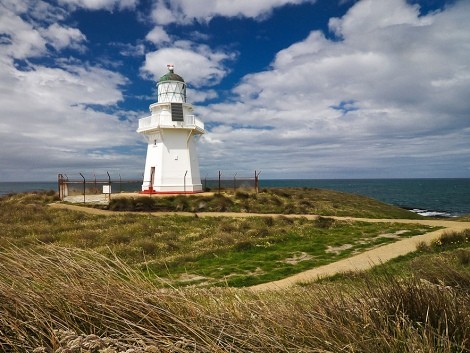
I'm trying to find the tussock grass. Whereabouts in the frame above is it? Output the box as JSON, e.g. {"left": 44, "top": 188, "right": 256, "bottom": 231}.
{"left": 1, "top": 245, "right": 470, "bottom": 352}
{"left": 321, "top": 229, "right": 470, "bottom": 285}
{"left": 0, "top": 193, "right": 469, "bottom": 351}
{"left": 0, "top": 193, "right": 437, "bottom": 287}
{"left": 110, "top": 187, "right": 423, "bottom": 219}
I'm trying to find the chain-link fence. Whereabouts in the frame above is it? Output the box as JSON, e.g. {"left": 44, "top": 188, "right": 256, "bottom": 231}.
{"left": 58, "top": 170, "right": 261, "bottom": 202}
{"left": 202, "top": 171, "right": 261, "bottom": 194}
{"left": 57, "top": 173, "right": 141, "bottom": 201}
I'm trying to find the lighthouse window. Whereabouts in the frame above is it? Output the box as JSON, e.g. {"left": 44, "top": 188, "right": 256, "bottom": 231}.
{"left": 171, "top": 103, "right": 184, "bottom": 122}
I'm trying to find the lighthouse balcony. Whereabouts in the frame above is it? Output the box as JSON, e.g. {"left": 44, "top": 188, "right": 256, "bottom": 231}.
{"left": 137, "top": 114, "right": 204, "bottom": 134}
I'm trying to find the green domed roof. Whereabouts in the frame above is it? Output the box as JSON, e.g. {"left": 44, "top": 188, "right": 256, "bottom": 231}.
{"left": 158, "top": 65, "right": 185, "bottom": 83}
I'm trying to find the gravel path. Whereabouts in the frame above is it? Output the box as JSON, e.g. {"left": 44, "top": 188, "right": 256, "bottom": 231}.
{"left": 49, "top": 203, "right": 470, "bottom": 291}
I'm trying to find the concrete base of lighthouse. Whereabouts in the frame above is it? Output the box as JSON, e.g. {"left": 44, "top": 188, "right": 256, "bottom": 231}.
{"left": 140, "top": 184, "right": 203, "bottom": 194}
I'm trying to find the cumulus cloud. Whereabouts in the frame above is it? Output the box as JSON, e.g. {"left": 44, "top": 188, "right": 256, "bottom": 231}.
{"left": 0, "top": 1, "right": 141, "bottom": 181}
{"left": 145, "top": 26, "right": 171, "bottom": 45}
{"left": 150, "top": 0, "right": 316, "bottom": 24}
{"left": 141, "top": 43, "right": 236, "bottom": 88}
{"left": 0, "top": 11, "right": 47, "bottom": 58}
{"left": 41, "top": 24, "right": 87, "bottom": 51}
{"left": 57, "top": 0, "right": 137, "bottom": 11}
{"left": 199, "top": 0, "right": 470, "bottom": 178}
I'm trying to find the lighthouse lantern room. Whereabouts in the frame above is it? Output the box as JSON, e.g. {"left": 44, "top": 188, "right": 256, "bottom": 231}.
{"left": 137, "top": 65, "right": 205, "bottom": 193}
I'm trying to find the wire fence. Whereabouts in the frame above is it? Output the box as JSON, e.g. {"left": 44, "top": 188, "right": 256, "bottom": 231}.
{"left": 57, "top": 171, "right": 261, "bottom": 202}
{"left": 57, "top": 173, "right": 141, "bottom": 201}
{"left": 202, "top": 171, "right": 260, "bottom": 194}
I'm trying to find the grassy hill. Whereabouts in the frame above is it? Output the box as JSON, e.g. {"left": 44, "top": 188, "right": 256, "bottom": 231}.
{"left": 0, "top": 191, "right": 435, "bottom": 288}
{"left": 109, "top": 187, "right": 424, "bottom": 219}
{"left": 1, "top": 191, "right": 469, "bottom": 352}
{"left": 1, "top": 226, "right": 469, "bottom": 352}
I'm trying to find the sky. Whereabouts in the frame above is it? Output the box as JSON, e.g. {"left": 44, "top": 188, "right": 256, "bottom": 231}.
{"left": 0, "top": 0, "right": 469, "bottom": 182}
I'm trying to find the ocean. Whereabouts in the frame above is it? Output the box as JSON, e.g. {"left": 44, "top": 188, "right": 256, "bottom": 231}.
{"left": 0, "top": 179, "right": 469, "bottom": 217}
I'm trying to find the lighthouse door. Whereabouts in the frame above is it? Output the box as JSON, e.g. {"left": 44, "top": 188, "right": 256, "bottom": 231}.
{"left": 150, "top": 167, "right": 155, "bottom": 190}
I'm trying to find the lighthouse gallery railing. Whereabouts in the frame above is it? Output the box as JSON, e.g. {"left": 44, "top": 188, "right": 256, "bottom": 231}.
{"left": 137, "top": 114, "right": 204, "bottom": 132}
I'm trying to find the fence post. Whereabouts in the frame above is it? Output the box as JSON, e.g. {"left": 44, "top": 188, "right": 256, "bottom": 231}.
{"left": 107, "top": 171, "right": 112, "bottom": 200}
{"left": 79, "top": 173, "right": 86, "bottom": 204}
{"left": 218, "top": 171, "right": 221, "bottom": 194}
{"left": 233, "top": 173, "right": 237, "bottom": 193}
{"left": 255, "top": 170, "right": 261, "bottom": 194}
{"left": 58, "top": 174, "right": 63, "bottom": 200}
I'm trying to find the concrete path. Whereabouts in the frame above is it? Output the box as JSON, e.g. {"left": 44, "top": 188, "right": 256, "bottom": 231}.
{"left": 49, "top": 203, "right": 470, "bottom": 291}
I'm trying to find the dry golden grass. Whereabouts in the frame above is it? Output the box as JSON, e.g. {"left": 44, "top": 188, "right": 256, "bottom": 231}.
{"left": 108, "top": 187, "right": 424, "bottom": 219}
{"left": 1, "top": 192, "right": 469, "bottom": 352}
{"left": 0, "top": 192, "right": 434, "bottom": 287}
{"left": 1, "top": 242, "right": 470, "bottom": 352}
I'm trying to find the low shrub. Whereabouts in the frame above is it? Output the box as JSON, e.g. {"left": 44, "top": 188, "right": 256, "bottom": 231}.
{"left": 134, "top": 197, "right": 156, "bottom": 211}
{"left": 234, "top": 191, "right": 250, "bottom": 200}
{"left": 109, "top": 233, "right": 131, "bottom": 244}
{"left": 36, "top": 233, "right": 57, "bottom": 244}
{"left": 456, "top": 249, "right": 470, "bottom": 266}
{"left": 136, "top": 239, "right": 158, "bottom": 255}
{"left": 440, "top": 229, "right": 470, "bottom": 247}
{"left": 315, "top": 216, "right": 335, "bottom": 229}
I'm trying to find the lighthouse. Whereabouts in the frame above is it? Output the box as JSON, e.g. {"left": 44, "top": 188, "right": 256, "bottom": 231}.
{"left": 137, "top": 65, "right": 205, "bottom": 193}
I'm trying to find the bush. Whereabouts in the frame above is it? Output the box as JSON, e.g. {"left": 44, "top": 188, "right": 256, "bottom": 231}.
{"left": 315, "top": 216, "right": 335, "bottom": 229}
{"left": 416, "top": 241, "right": 431, "bottom": 252}
{"left": 109, "top": 197, "right": 133, "bottom": 211}
{"left": 136, "top": 239, "right": 158, "bottom": 255}
{"left": 235, "top": 240, "right": 252, "bottom": 251}
{"left": 109, "top": 233, "right": 131, "bottom": 244}
{"left": 208, "top": 194, "right": 233, "bottom": 212}
{"left": 456, "top": 249, "right": 470, "bottom": 266}
{"left": 134, "top": 197, "right": 156, "bottom": 211}
{"left": 36, "top": 233, "right": 57, "bottom": 244}
{"left": 234, "top": 191, "right": 250, "bottom": 200}
{"left": 440, "top": 229, "right": 470, "bottom": 247}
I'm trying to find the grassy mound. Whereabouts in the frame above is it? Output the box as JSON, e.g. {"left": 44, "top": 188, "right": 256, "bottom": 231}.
{"left": 1, "top": 231, "right": 470, "bottom": 352}
{"left": 109, "top": 187, "right": 423, "bottom": 219}
{"left": 0, "top": 193, "right": 436, "bottom": 287}
{"left": 1, "top": 192, "right": 469, "bottom": 352}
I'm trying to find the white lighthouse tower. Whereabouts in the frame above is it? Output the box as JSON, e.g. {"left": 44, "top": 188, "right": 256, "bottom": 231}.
{"left": 137, "top": 65, "right": 205, "bottom": 193}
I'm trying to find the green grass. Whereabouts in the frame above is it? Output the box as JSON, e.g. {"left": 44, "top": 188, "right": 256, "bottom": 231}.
{"left": 1, "top": 192, "right": 438, "bottom": 288}
{"left": 2, "top": 233, "right": 470, "bottom": 352}
{"left": 109, "top": 187, "right": 424, "bottom": 219}
{"left": 1, "top": 192, "right": 470, "bottom": 352}
{"left": 317, "top": 228, "right": 470, "bottom": 284}
{"left": 147, "top": 220, "right": 435, "bottom": 287}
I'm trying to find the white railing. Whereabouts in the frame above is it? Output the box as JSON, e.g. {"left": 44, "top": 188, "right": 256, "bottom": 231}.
{"left": 137, "top": 114, "right": 204, "bottom": 132}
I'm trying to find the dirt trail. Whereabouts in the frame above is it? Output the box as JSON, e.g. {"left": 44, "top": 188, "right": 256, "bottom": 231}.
{"left": 49, "top": 203, "right": 470, "bottom": 291}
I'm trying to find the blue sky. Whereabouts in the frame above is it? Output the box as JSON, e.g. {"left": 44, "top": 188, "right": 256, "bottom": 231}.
{"left": 0, "top": 0, "right": 469, "bottom": 181}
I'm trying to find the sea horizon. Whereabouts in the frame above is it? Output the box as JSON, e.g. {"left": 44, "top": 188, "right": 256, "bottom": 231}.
{"left": 1, "top": 178, "right": 469, "bottom": 217}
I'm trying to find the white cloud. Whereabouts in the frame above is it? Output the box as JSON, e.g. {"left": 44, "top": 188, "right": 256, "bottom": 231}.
{"left": 0, "top": 55, "right": 140, "bottom": 181}
{"left": 1, "top": 0, "right": 68, "bottom": 24}
{"left": 0, "top": 1, "right": 142, "bottom": 181}
{"left": 198, "top": 0, "right": 470, "bottom": 178}
{"left": 57, "top": 0, "right": 137, "bottom": 11}
{"left": 41, "top": 24, "right": 87, "bottom": 51}
{"left": 150, "top": 0, "right": 316, "bottom": 24}
{"left": 0, "top": 12, "right": 47, "bottom": 58}
{"left": 329, "top": 0, "right": 425, "bottom": 37}
{"left": 141, "top": 43, "right": 236, "bottom": 87}
{"left": 146, "top": 26, "right": 170, "bottom": 45}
